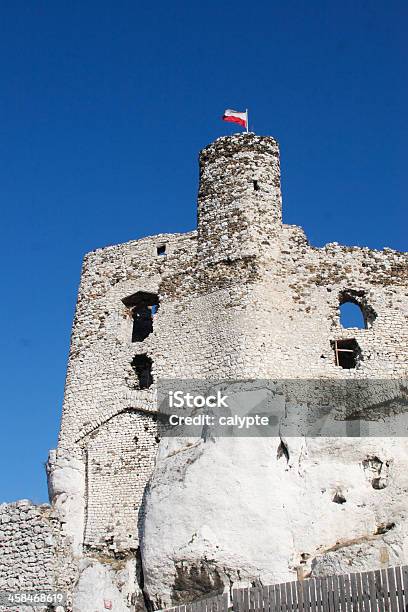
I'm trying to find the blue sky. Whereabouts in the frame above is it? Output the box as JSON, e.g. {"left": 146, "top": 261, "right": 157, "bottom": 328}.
{"left": 0, "top": 1, "right": 406, "bottom": 503}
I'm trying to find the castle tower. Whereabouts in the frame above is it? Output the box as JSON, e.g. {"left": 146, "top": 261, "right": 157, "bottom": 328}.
{"left": 38, "top": 131, "right": 407, "bottom": 611}
{"left": 197, "top": 133, "right": 282, "bottom": 263}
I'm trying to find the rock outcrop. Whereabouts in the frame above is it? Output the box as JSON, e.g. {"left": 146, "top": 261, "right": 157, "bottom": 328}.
{"left": 141, "top": 435, "right": 408, "bottom": 608}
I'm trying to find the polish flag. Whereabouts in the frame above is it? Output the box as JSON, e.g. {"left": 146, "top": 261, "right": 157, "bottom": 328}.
{"left": 222, "top": 109, "right": 248, "bottom": 129}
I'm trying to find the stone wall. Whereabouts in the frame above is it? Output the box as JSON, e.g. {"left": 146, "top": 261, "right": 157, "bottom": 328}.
{"left": 0, "top": 501, "right": 58, "bottom": 607}
{"left": 82, "top": 410, "right": 158, "bottom": 551}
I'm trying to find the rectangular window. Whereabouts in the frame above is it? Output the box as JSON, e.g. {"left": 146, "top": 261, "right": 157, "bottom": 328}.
{"left": 332, "top": 339, "right": 361, "bottom": 369}
{"left": 131, "top": 354, "right": 153, "bottom": 389}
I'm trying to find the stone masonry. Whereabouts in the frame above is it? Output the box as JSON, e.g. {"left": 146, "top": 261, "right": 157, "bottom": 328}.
{"left": 0, "top": 501, "right": 57, "bottom": 592}
{"left": 0, "top": 133, "right": 407, "bottom": 610}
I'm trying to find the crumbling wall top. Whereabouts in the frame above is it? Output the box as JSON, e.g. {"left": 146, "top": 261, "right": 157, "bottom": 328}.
{"left": 199, "top": 132, "right": 279, "bottom": 163}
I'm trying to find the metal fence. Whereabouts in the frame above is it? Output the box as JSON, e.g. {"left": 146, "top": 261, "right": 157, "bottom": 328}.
{"left": 164, "top": 565, "right": 408, "bottom": 612}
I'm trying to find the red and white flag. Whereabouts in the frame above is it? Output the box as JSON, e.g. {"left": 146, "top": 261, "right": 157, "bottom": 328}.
{"left": 222, "top": 109, "right": 248, "bottom": 129}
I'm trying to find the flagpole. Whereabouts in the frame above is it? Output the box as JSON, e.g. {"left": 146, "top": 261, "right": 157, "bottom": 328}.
{"left": 246, "top": 108, "right": 249, "bottom": 133}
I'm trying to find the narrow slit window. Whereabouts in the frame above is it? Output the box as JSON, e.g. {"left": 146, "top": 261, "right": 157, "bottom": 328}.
{"left": 332, "top": 339, "right": 361, "bottom": 369}
{"left": 157, "top": 244, "right": 166, "bottom": 256}
{"left": 253, "top": 180, "right": 260, "bottom": 191}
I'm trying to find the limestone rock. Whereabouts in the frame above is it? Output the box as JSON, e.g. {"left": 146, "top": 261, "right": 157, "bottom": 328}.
{"left": 141, "top": 435, "right": 408, "bottom": 608}
{"left": 47, "top": 450, "right": 85, "bottom": 556}
{"left": 73, "top": 560, "right": 130, "bottom": 612}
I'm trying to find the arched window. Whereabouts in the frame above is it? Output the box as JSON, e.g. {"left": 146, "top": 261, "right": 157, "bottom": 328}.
{"left": 339, "top": 302, "right": 366, "bottom": 329}
{"left": 338, "top": 290, "right": 376, "bottom": 329}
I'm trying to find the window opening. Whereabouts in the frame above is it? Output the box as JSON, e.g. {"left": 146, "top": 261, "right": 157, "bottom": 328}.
{"left": 339, "top": 302, "right": 366, "bottom": 329}
{"left": 122, "top": 292, "right": 159, "bottom": 342}
{"left": 339, "top": 290, "right": 377, "bottom": 329}
{"left": 332, "top": 339, "right": 361, "bottom": 369}
{"left": 131, "top": 354, "right": 153, "bottom": 389}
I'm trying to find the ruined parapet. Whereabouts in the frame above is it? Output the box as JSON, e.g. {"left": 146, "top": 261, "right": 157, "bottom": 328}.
{"left": 197, "top": 133, "right": 282, "bottom": 263}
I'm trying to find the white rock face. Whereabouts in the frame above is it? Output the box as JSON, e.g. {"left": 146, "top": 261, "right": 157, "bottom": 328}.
{"left": 141, "top": 435, "right": 408, "bottom": 608}
{"left": 47, "top": 449, "right": 85, "bottom": 556}
{"left": 73, "top": 559, "right": 131, "bottom": 612}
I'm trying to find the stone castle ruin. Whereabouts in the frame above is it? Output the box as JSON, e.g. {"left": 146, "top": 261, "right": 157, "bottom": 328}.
{"left": 0, "top": 133, "right": 407, "bottom": 611}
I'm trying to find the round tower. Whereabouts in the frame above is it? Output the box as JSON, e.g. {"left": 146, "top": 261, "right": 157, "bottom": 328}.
{"left": 197, "top": 132, "right": 282, "bottom": 263}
